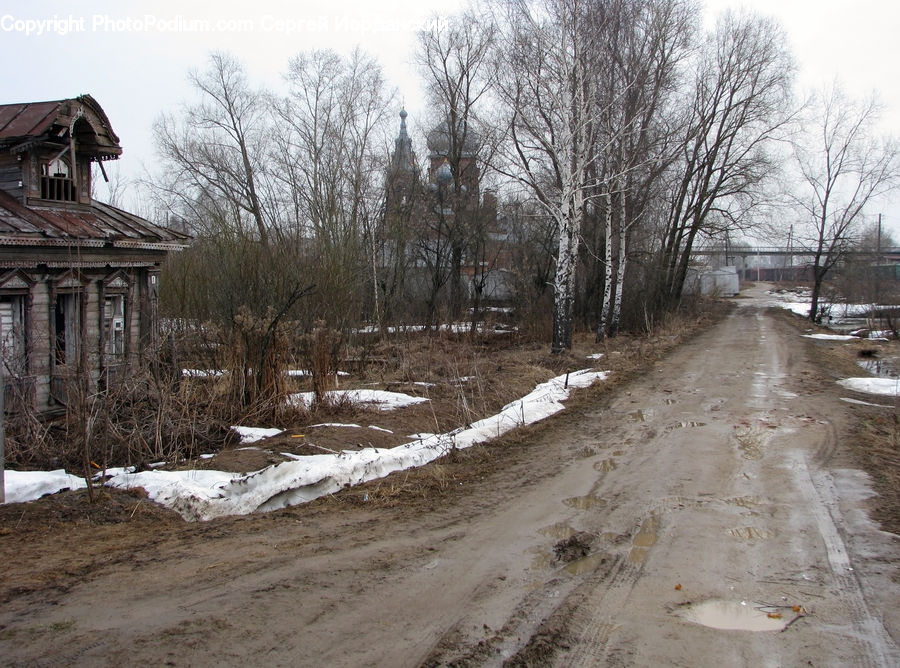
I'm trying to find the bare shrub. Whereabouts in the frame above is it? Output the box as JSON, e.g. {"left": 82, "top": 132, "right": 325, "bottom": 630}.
{"left": 301, "top": 320, "right": 344, "bottom": 403}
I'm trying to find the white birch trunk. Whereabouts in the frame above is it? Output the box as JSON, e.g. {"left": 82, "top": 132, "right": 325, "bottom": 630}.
{"left": 611, "top": 187, "right": 627, "bottom": 336}
{"left": 598, "top": 187, "right": 614, "bottom": 339}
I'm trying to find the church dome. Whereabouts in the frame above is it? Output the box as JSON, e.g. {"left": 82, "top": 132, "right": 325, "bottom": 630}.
{"left": 427, "top": 118, "right": 479, "bottom": 158}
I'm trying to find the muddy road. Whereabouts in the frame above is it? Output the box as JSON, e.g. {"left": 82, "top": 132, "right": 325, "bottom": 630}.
{"left": 2, "top": 290, "right": 899, "bottom": 666}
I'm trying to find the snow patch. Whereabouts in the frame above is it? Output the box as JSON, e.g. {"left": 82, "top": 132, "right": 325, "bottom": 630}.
{"left": 2, "top": 469, "right": 87, "bottom": 504}
{"left": 231, "top": 426, "right": 284, "bottom": 443}
{"left": 837, "top": 377, "right": 900, "bottom": 396}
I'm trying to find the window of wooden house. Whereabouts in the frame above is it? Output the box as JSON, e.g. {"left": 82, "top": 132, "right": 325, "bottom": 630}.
{"left": 0, "top": 295, "right": 27, "bottom": 376}
{"left": 54, "top": 293, "right": 81, "bottom": 366}
{"left": 41, "top": 157, "right": 76, "bottom": 202}
{"left": 103, "top": 294, "right": 125, "bottom": 361}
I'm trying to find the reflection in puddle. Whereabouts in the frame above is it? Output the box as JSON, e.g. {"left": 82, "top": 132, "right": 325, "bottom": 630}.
{"left": 628, "top": 409, "right": 647, "bottom": 422}
{"left": 594, "top": 459, "right": 617, "bottom": 472}
{"left": 679, "top": 600, "right": 788, "bottom": 631}
{"left": 563, "top": 495, "right": 607, "bottom": 510}
{"left": 858, "top": 357, "right": 900, "bottom": 378}
{"left": 628, "top": 515, "right": 659, "bottom": 564}
{"left": 665, "top": 421, "right": 706, "bottom": 432}
{"left": 529, "top": 549, "right": 553, "bottom": 571}
{"left": 727, "top": 496, "right": 764, "bottom": 509}
{"left": 728, "top": 526, "right": 771, "bottom": 541}
{"left": 563, "top": 553, "right": 608, "bottom": 575}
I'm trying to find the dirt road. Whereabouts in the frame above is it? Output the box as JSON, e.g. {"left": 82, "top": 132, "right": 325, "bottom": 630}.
{"left": 2, "top": 289, "right": 899, "bottom": 666}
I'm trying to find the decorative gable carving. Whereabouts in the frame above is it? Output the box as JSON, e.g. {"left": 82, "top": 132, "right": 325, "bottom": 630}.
{"left": 52, "top": 269, "right": 86, "bottom": 290}
{"left": 0, "top": 269, "right": 35, "bottom": 291}
{"left": 102, "top": 270, "right": 131, "bottom": 291}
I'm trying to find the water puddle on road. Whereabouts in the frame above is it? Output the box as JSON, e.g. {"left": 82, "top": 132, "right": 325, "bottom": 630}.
{"left": 727, "top": 526, "right": 772, "bottom": 541}
{"left": 563, "top": 495, "right": 608, "bottom": 510}
{"left": 528, "top": 549, "right": 553, "bottom": 571}
{"left": 665, "top": 421, "right": 706, "bottom": 432}
{"left": 594, "top": 459, "right": 617, "bottom": 472}
{"left": 679, "top": 600, "right": 788, "bottom": 632}
{"left": 627, "top": 515, "right": 659, "bottom": 564}
{"left": 628, "top": 409, "right": 649, "bottom": 422}
{"left": 538, "top": 523, "right": 578, "bottom": 541}
{"left": 563, "top": 553, "right": 608, "bottom": 575}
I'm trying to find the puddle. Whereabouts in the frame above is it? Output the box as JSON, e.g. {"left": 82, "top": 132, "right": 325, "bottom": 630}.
{"left": 665, "top": 421, "right": 706, "bottom": 432}
{"left": 628, "top": 409, "right": 651, "bottom": 422}
{"left": 563, "top": 552, "right": 608, "bottom": 575}
{"left": 627, "top": 515, "right": 659, "bottom": 564}
{"left": 728, "top": 526, "right": 771, "bottom": 541}
{"left": 538, "top": 523, "right": 578, "bottom": 541}
{"left": 528, "top": 549, "right": 553, "bottom": 571}
{"left": 563, "top": 495, "right": 607, "bottom": 510}
{"left": 727, "top": 495, "right": 764, "bottom": 509}
{"left": 858, "top": 357, "right": 900, "bottom": 378}
{"left": 593, "top": 459, "right": 617, "bottom": 472}
{"left": 679, "top": 600, "right": 788, "bottom": 632}
{"left": 733, "top": 427, "right": 763, "bottom": 460}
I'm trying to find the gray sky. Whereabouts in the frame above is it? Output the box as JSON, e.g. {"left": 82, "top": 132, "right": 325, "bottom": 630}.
{"left": 3, "top": 0, "right": 898, "bottom": 236}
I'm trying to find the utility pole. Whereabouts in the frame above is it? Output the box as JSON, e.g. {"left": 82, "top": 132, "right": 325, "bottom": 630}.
{"left": 877, "top": 213, "right": 883, "bottom": 262}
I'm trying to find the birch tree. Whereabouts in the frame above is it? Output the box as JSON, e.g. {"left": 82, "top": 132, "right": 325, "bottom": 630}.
{"left": 492, "top": 0, "right": 606, "bottom": 352}
{"left": 595, "top": 0, "right": 694, "bottom": 338}
{"left": 792, "top": 85, "right": 899, "bottom": 321}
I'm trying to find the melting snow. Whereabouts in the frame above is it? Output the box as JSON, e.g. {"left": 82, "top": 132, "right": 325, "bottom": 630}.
{"left": 290, "top": 389, "right": 429, "bottom": 411}
{"left": 803, "top": 333, "right": 859, "bottom": 341}
{"left": 232, "top": 426, "right": 284, "bottom": 443}
{"left": 2, "top": 469, "right": 87, "bottom": 504}
{"left": 837, "top": 378, "right": 900, "bottom": 396}
{"left": 2, "top": 370, "right": 609, "bottom": 520}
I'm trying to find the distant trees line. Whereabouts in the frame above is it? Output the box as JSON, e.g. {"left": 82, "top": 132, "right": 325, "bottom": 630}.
{"left": 147, "top": 0, "right": 899, "bottom": 359}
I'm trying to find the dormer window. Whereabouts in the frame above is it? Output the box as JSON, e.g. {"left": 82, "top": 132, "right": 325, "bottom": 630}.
{"left": 41, "top": 157, "right": 75, "bottom": 202}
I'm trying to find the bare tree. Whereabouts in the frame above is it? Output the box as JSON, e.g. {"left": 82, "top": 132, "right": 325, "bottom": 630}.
{"left": 492, "top": 0, "right": 608, "bottom": 352}
{"left": 271, "top": 48, "right": 392, "bottom": 328}
{"left": 792, "top": 85, "right": 899, "bottom": 321}
{"left": 656, "top": 10, "right": 794, "bottom": 307}
{"left": 417, "top": 13, "right": 495, "bottom": 322}
{"left": 154, "top": 52, "right": 276, "bottom": 247}
{"left": 594, "top": 0, "right": 695, "bottom": 338}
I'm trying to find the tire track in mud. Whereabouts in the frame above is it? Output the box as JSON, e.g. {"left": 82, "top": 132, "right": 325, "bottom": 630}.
{"left": 790, "top": 451, "right": 900, "bottom": 667}
{"left": 506, "top": 300, "right": 899, "bottom": 667}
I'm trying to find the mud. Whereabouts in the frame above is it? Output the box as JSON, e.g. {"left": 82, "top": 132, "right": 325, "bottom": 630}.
{"left": 1, "top": 284, "right": 898, "bottom": 667}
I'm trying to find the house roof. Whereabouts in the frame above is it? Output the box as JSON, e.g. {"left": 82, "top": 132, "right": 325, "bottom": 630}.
{"left": 0, "top": 95, "right": 121, "bottom": 159}
{"left": 0, "top": 189, "right": 190, "bottom": 251}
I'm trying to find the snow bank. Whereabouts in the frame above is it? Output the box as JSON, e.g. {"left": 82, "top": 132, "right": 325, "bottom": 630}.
{"left": 803, "top": 333, "right": 859, "bottom": 341}
{"left": 106, "top": 369, "right": 608, "bottom": 521}
{"left": 837, "top": 377, "right": 900, "bottom": 397}
{"left": 290, "top": 389, "right": 429, "bottom": 411}
{"left": 232, "top": 426, "right": 284, "bottom": 443}
{"left": 2, "top": 469, "right": 87, "bottom": 504}
{"left": 3, "top": 370, "right": 608, "bottom": 519}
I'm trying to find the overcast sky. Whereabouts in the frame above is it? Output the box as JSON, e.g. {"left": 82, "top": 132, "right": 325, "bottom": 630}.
{"left": 3, "top": 0, "right": 899, "bottom": 237}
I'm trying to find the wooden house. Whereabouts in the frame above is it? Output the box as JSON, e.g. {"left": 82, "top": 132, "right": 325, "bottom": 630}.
{"left": 0, "top": 95, "right": 188, "bottom": 412}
